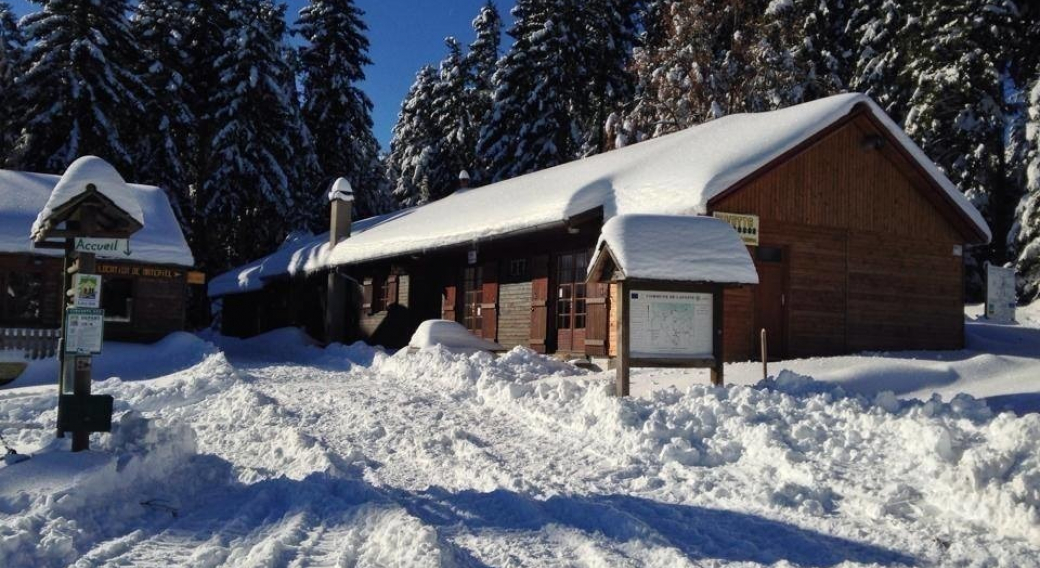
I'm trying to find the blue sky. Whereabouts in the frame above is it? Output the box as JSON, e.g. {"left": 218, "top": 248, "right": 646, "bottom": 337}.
{"left": 8, "top": 0, "right": 514, "bottom": 150}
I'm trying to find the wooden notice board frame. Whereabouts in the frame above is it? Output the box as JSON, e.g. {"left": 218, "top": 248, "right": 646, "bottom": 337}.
{"left": 614, "top": 279, "right": 726, "bottom": 397}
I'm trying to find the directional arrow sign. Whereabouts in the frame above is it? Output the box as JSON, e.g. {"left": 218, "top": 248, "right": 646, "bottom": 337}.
{"left": 74, "top": 237, "right": 132, "bottom": 257}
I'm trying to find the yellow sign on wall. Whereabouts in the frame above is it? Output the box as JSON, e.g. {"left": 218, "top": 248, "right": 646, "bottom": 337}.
{"left": 713, "top": 212, "right": 760, "bottom": 246}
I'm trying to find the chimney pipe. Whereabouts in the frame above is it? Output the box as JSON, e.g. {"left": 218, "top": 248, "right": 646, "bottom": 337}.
{"left": 458, "top": 169, "right": 471, "bottom": 190}
{"left": 326, "top": 177, "right": 354, "bottom": 345}
{"left": 328, "top": 177, "right": 354, "bottom": 246}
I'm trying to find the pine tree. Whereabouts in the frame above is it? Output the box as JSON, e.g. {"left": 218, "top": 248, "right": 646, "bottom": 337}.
{"left": 430, "top": 37, "right": 472, "bottom": 200}
{"left": 903, "top": 0, "right": 1019, "bottom": 295}
{"left": 0, "top": 2, "right": 24, "bottom": 163}
{"left": 477, "top": 0, "right": 573, "bottom": 181}
{"left": 12, "top": 0, "right": 148, "bottom": 173}
{"left": 386, "top": 65, "right": 443, "bottom": 207}
{"left": 846, "top": 0, "right": 916, "bottom": 121}
{"left": 1016, "top": 77, "right": 1040, "bottom": 300}
{"left": 201, "top": 0, "right": 316, "bottom": 267}
{"left": 132, "top": 0, "right": 196, "bottom": 225}
{"left": 296, "top": 0, "right": 386, "bottom": 218}
{"left": 465, "top": 1, "right": 501, "bottom": 182}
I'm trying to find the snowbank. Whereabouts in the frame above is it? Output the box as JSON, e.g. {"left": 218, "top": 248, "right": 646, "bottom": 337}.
{"left": 590, "top": 214, "right": 759, "bottom": 284}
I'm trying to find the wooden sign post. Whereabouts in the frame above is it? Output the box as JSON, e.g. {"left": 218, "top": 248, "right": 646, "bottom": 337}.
{"left": 32, "top": 173, "right": 142, "bottom": 452}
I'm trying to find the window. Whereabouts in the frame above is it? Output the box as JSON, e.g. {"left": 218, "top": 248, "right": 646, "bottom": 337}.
{"left": 377, "top": 275, "right": 397, "bottom": 311}
{"left": 101, "top": 277, "right": 133, "bottom": 322}
{"left": 756, "top": 246, "right": 784, "bottom": 263}
{"left": 508, "top": 258, "right": 528, "bottom": 280}
{"left": 462, "top": 266, "right": 483, "bottom": 333}
{"left": 1, "top": 272, "right": 43, "bottom": 324}
{"left": 556, "top": 251, "right": 588, "bottom": 330}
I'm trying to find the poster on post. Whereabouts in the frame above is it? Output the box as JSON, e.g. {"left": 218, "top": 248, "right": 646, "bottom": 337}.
{"left": 65, "top": 308, "right": 105, "bottom": 354}
{"left": 985, "top": 264, "right": 1016, "bottom": 323}
{"left": 72, "top": 273, "right": 102, "bottom": 308}
{"left": 628, "top": 290, "right": 713, "bottom": 359}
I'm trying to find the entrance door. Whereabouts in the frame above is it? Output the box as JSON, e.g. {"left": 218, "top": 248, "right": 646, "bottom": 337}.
{"left": 755, "top": 246, "right": 787, "bottom": 360}
{"left": 555, "top": 250, "right": 589, "bottom": 353}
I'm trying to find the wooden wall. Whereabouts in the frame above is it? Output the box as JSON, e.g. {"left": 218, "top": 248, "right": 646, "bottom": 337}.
{"left": 711, "top": 112, "right": 968, "bottom": 359}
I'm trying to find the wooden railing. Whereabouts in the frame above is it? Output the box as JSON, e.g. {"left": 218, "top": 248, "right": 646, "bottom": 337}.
{"left": 0, "top": 328, "right": 61, "bottom": 360}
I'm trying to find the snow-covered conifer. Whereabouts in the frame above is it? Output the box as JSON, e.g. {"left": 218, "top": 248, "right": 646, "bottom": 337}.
{"left": 903, "top": 0, "right": 1019, "bottom": 294}
{"left": 386, "top": 66, "right": 443, "bottom": 207}
{"left": 296, "top": 0, "right": 386, "bottom": 218}
{"left": 12, "top": 0, "right": 147, "bottom": 173}
{"left": 132, "top": 0, "right": 196, "bottom": 225}
{"left": 201, "top": 0, "right": 316, "bottom": 267}
{"left": 465, "top": 2, "right": 501, "bottom": 182}
{"left": 1016, "top": 77, "right": 1040, "bottom": 301}
{"left": 0, "top": 2, "right": 24, "bottom": 163}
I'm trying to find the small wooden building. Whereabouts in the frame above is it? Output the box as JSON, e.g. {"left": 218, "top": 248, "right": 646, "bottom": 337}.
{"left": 0, "top": 169, "right": 196, "bottom": 343}
{"left": 210, "top": 93, "right": 990, "bottom": 363}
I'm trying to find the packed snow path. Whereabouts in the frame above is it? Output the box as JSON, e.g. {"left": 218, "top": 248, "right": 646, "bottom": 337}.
{"left": 2, "top": 325, "right": 1040, "bottom": 566}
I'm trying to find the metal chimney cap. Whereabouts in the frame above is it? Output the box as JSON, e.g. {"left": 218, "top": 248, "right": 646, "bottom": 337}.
{"left": 328, "top": 178, "right": 354, "bottom": 202}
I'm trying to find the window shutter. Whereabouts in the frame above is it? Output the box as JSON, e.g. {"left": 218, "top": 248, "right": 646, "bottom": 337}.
{"left": 362, "top": 277, "right": 374, "bottom": 314}
{"left": 480, "top": 261, "right": 498, "bottom": 340}
{"left": 529, "top": 255, "right": 549, "bottom": 353}
{"left": 442, "top": 280, "right": 457, "bottom": 322}
{"left": 584, "top": 281, "right": 609, "bottom": 356}
{"left": 387, "top": 274, "right": 399, "bottom": 307}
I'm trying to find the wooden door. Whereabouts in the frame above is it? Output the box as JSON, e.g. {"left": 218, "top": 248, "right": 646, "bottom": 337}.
{"left": 555, "top": 250, "right": 589, "bottom": 354}
{"left": 754, "top": 246, "right": 787, "bottom": 360}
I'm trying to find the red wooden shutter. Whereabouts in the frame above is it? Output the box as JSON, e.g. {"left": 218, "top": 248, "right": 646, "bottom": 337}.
{"left": 362, "top": 277, "right": 374, "bottom": 314}
{"left": 584, "top": 281, "right": 609, "bottom": 356}
{"left": 442, "top": 278, "right": 457, "bottom": 322}
{"left": 529, "top": 255, "right": 549, "bottom": 353}
{"left": 387, "top": 274, "right": 399, "bottom": 307}
{"left": 481, "top": 261, "right": 498, "bottom": 340}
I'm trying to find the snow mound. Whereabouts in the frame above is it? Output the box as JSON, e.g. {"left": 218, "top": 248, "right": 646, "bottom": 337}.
{"left": 409, "top": 320, "right": 505, "bottom": 352}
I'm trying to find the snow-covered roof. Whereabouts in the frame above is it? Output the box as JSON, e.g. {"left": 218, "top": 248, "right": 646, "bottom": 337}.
{"left": 207, "top": 208, "right": 414, "bottom": 297}
{"left": 589, "top": 215, "right": 759, "bottom": 285}
{"left": 314, "top": 93, "right": 988, "bottom": 271}
{"left": 30, "top": 156, "right": 146, "bottom": 240}
{"left": 0, "top": 169, "right": 194, "bottom": 267}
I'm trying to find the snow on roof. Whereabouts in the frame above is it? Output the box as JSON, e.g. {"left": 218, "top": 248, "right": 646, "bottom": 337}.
{"left": 589, "top": 215, "right": 759, "bottom": 285}
{"left": 29, "top": 156, "right": 146, "bottom": 240}
{"left": 0, "top": 169, "right": 194, "bottom": 267}
{"left": 316, "top": 93, "right": 988, "bottom": 271}
{"left": 207, "top": 208, "right": 414, "bottom": 297}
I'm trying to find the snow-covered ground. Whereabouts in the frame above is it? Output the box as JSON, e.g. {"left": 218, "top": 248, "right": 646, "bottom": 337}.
{"left": 1, "top": 308, "right": 1038, "bottom": 566}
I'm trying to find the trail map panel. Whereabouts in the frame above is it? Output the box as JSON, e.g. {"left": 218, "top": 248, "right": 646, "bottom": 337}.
{"left": 629, "top": 290, "right": 713, "bottom": 359}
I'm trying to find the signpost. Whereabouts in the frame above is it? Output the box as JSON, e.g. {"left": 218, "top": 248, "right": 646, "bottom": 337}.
{"left": 31, "top": 165, "right": 143, "bottom": 452}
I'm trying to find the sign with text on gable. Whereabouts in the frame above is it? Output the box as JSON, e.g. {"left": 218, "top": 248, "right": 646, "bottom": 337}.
{"left": 712, "top": 212, "right": 759, "bottom": 246}
{"left": 74, "top": 237, "right": 131, "bottom": 257}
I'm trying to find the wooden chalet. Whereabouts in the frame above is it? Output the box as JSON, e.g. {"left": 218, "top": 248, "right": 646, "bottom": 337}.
{"left": 210, "top": 93, "right": 991, "bottom": 364}
{"left": 0, "top": 169, "right": 196, "bottom": 344}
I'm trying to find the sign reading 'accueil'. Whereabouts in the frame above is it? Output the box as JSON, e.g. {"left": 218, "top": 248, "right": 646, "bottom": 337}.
{"left": 74, "top": 237, "right": 131, "bottom": 257}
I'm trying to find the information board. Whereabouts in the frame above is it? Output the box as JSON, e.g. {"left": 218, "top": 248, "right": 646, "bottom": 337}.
{"left": 713, "top": 212, "right": 759, "bottom": 246}
{"left": 985, "top": 264, "right": 1016, "bottom": 323}
{"left": 628, "top": 290, "right": 713, "bottom": 359}
{"left": 65, "top": 308, "right": 105, "bottom": 354}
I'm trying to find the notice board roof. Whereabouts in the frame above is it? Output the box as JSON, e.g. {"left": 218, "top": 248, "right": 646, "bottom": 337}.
{"left": 588, "top": 215, "right": 759, "bottom": 285}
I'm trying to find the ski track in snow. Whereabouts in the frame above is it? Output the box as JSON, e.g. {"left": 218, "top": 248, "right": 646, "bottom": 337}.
{"left": 2, "top": 325, "right": 1040, "bottom": 566}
